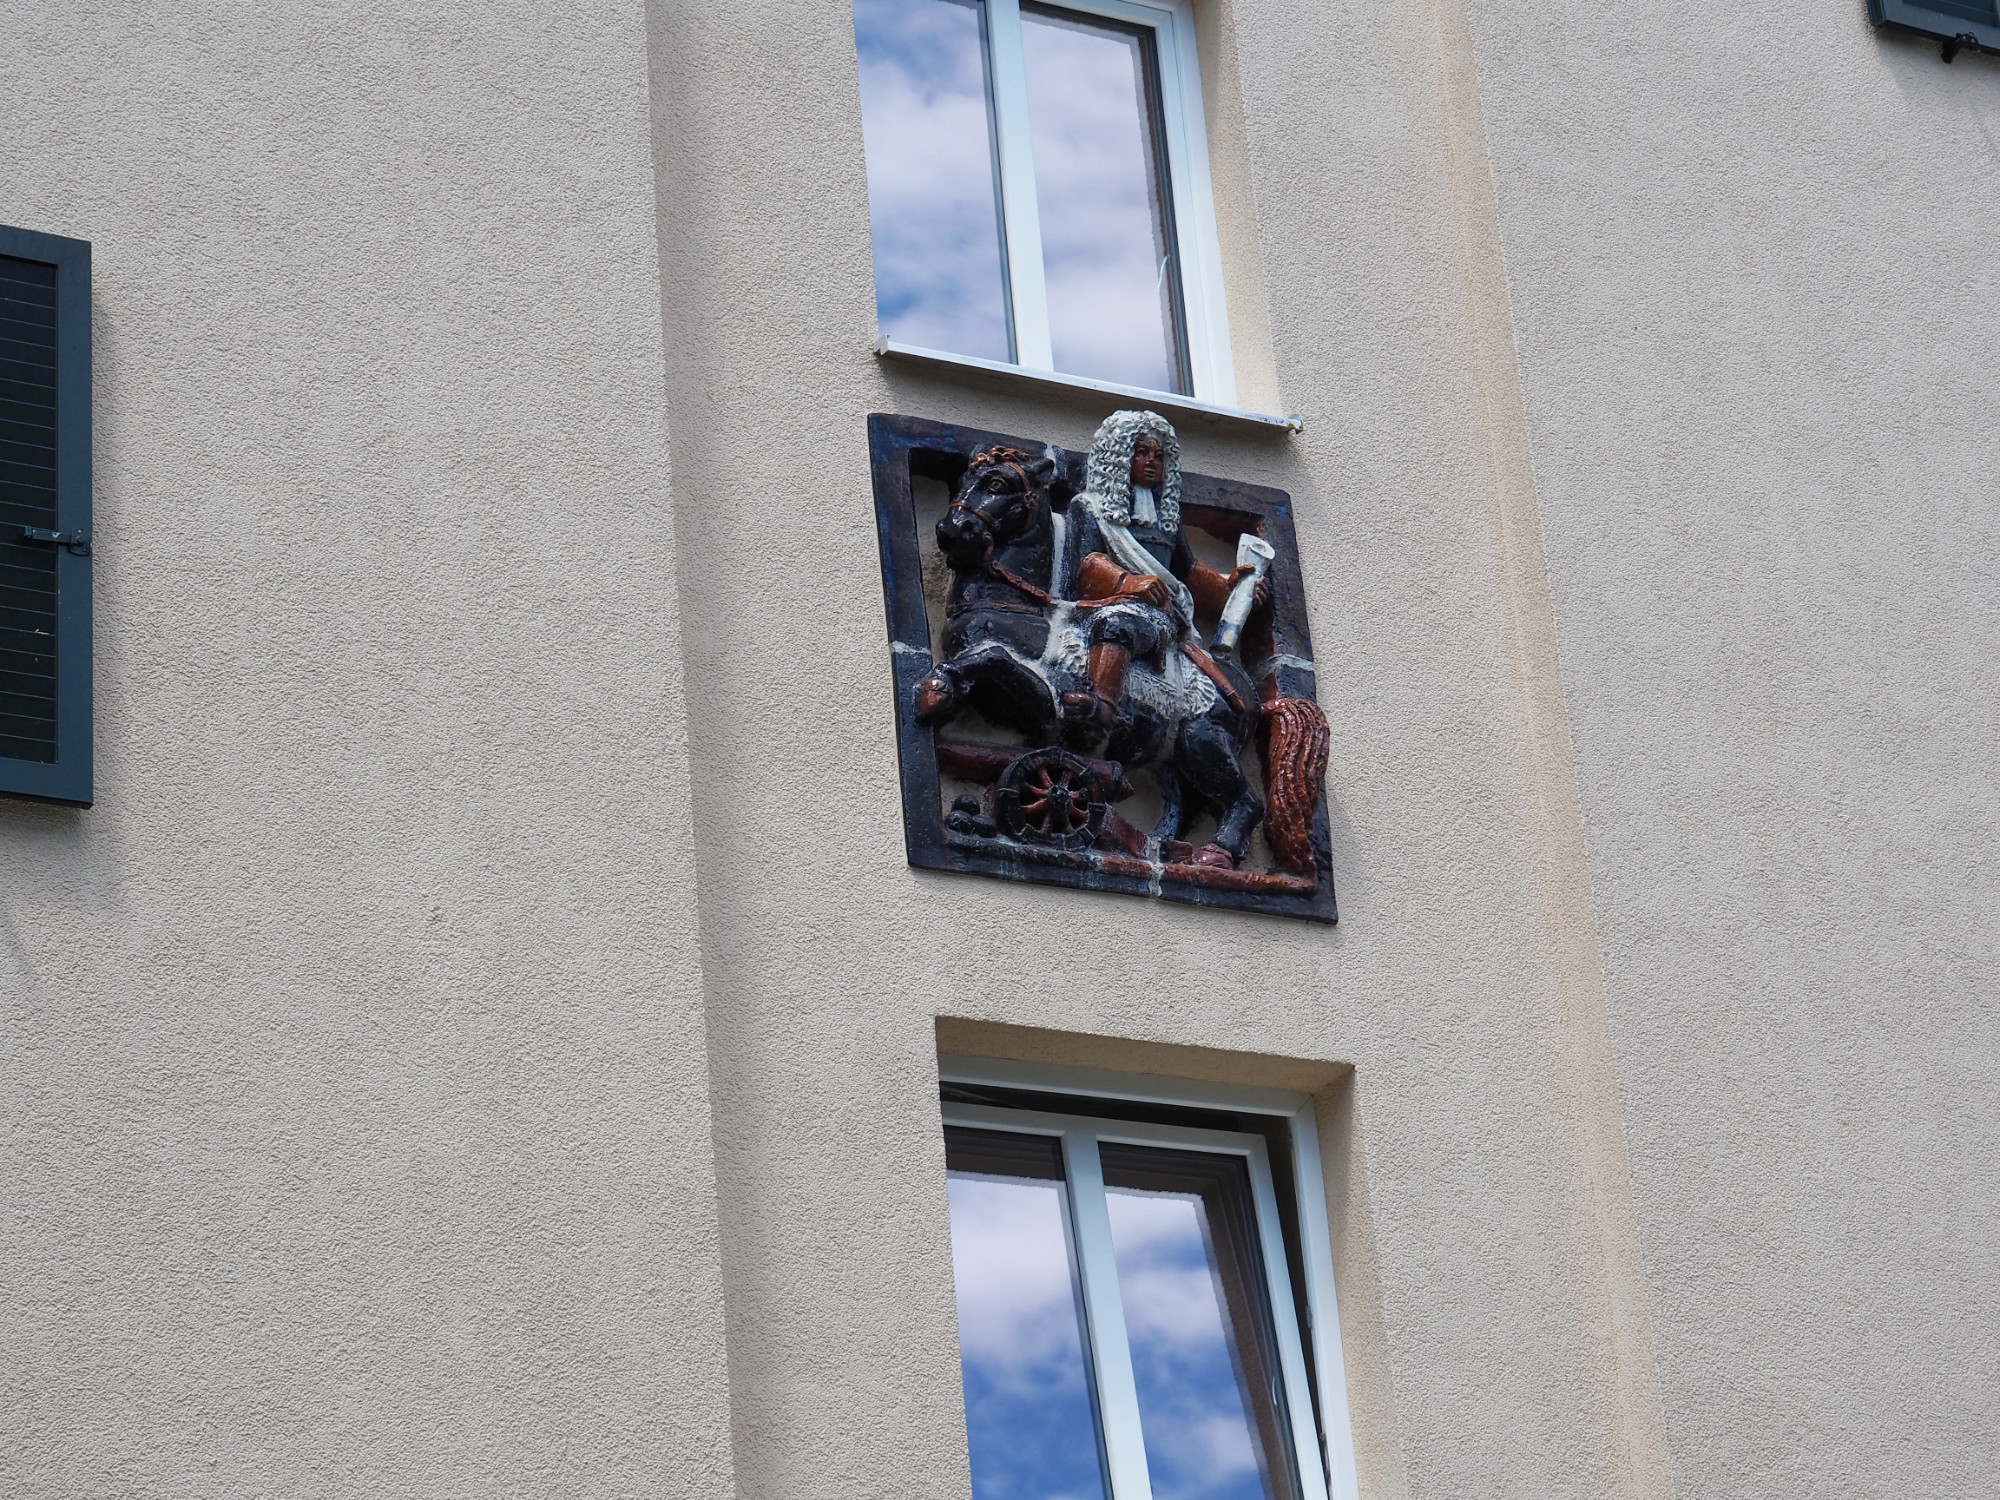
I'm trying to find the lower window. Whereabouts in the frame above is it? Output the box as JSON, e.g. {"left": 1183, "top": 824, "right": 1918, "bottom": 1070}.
{"left": 941, "top": 1064, "right": 1342, "bottom": 1500}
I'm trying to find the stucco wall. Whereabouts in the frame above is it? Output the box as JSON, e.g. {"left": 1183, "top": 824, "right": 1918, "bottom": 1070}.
{"left": 0, "top": 4, "right": 733, "bottom": 1496}
{"left": 1471, "top": 5, "right": 2000, "bottom": 1497}
{"left": 6, "top": 0, "right": 1990, "bottom": 1497}
{"left": 654, "top": 1, "right": 1656, "bottom": 1498}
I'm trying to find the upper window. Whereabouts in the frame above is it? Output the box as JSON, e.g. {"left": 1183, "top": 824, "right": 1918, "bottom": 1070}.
{"left": 939, "top": 1058, "right": 1357, "bottom": 1500}
{"left": 856, "top": 0, "right": 1234, "bottom": 403}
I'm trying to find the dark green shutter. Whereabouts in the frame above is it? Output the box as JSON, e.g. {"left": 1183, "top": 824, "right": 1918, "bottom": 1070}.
{"left": 0, "top": 226, "right": 91, "bottom": 807}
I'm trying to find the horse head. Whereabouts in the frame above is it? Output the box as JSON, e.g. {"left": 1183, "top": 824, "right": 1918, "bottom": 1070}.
{"left": 936, "top": 446, "right": 1056, "bottom": 570}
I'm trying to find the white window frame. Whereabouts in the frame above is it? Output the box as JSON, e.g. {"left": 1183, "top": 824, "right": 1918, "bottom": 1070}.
{"left": 939, "top": 1055, "right": 1359, "bottom": 1500}
{"left": 961, "top": 0, "right": 1237, "bottom": 405}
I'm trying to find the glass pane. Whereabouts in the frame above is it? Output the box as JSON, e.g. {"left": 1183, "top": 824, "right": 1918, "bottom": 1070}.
{"left": 1102, "top": 1144, "right": 1300, "bottom": 1500}
{"left": 945, "top": 1127, "right": 1109, "bottom": 1500}
{"left": 1021, "top": 6, "right": 1185, "bottom": 393}
{"left": 855, "top": 0, "right": 1013, "bottom": 361}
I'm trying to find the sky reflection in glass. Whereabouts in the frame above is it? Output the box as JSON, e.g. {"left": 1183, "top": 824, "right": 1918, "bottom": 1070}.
{"left": 1105, "top": 1187, "right": 1275, "bottom": 1500}
{"left": 1021, "top": 8, "right": 1183, "bottom": 393}
{"left": 948, "top": 1161, "right": 1109, "bottom": 1500}
{"left": 856, "top": 0, "right": 1013, "bottom": 361}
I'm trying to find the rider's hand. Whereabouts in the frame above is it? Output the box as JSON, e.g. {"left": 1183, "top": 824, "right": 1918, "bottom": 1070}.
{"left": 1226, "top": 566, "right": 1273, "bottom": 614}
{"left": 1135, "top": 574, "right": 1174, "bottom": 610}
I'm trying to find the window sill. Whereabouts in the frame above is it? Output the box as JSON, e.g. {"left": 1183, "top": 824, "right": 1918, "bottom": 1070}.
{"left": 874, "top": 339, "right": 1303, "bottom": 436}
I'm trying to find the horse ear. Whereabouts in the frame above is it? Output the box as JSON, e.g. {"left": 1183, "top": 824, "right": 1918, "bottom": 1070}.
{"left": 1029, "top": 456, "right": 1057, "bottom": 484}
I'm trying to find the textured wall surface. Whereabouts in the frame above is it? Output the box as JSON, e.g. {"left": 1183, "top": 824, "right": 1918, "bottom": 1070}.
{"left": 0, "top": 4, "right": 733, "bottom": 1496}
{"left": 7, "top": 0, "right": 1992, "bottom": 1497}
{"left": 653, "top": 1, "right": 1653, "bottom": 1498}
{"left": 1471, "top": 5, "right": 2000, "bottom": 1498}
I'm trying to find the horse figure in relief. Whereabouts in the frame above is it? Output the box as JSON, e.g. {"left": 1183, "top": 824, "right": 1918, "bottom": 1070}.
{"left": 913, "top": 420, "right": 1326, "bottom": 874}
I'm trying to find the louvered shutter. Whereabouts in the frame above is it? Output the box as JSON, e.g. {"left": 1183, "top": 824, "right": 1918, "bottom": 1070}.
{"left": 0, "top": 225, "right": 91, "bottom": 807}
{"left": 1869, "top": 0, "right": 2000, "bottom": 55}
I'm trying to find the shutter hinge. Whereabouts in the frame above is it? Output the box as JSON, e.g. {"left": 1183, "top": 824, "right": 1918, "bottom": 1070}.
{"left": 20, "top": 526, "right": 93, "bottom": 557}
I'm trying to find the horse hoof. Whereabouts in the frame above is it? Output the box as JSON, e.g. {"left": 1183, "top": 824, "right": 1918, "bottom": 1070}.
{"left": 1193, "top": 843, "right": 1237, "bottom": 870}
{"left": 915, "top": 675, "right": 956, "bottom": 721}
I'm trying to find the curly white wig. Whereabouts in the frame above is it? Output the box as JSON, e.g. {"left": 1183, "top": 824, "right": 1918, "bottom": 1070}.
{"left": 1079, "top": 409, "right": 1181, "bottom": 532}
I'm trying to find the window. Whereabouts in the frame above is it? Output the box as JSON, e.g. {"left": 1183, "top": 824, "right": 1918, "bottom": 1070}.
{"left": 856, "top": 0, "right": 1234, "bottom": 404}
{"left": 939, "top": 1058, "right": 1358, "bottom": 1500}
{"left": 1869, "top": 0, "right": 2000, "bottom": 48}
{"left": 1868, "top": 0, "right": 1999, "bottom": 56}
{"left": 0, "top": 224, "right": 92, "bottom": 808}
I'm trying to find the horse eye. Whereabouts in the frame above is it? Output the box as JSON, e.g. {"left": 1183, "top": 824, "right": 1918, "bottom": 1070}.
{"left": 986, "top": 476, "right": 1006, "bottom": 490}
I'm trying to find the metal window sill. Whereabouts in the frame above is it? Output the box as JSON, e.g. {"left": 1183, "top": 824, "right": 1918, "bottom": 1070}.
{"left": 874, "top": 338, "right": 1303, "bottom": 435}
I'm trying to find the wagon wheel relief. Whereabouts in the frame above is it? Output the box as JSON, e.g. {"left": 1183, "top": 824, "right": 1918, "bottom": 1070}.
{"left": 994, "top": 748, "right": 1110, "bottom": 852}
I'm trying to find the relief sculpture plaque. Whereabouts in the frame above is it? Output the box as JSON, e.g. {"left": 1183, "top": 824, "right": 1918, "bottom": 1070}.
{"left": 870, "top": 411, "right": 1335, "bottom": 922}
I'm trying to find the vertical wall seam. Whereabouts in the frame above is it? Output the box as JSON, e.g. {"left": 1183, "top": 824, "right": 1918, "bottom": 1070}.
{"left": 1420, "top": 2, "right": 1677, "bottom": 1496}
{"left": 640, "top": 4, "right": 745, "bottom": 1495}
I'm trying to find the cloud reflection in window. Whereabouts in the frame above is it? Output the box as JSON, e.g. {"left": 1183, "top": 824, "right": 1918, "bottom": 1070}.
{"left": 856, "top": 0, "right": 1014, "bottom": 362}
{"left": 1022, "top": 8, "right": 1184, "bottom": 394}
{"left": 1106, "top": 1188, "right": 1273, "bottom": 1500}
{"left": 949, "top": 1171, "right": 1110, "bottom": 1500}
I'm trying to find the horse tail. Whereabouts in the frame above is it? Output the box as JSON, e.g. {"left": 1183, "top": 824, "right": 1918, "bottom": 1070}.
{"left": 1263, "top": 696, "right": 1330, "bottom": 873}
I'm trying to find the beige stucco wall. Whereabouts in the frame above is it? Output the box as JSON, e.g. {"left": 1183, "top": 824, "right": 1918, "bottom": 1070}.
{"left": 4, "top": 0, "right": 1992, "bottom": 1498}
{"left": 656, "top": 3, "right": 1660, "bottom": 1499}
{"left": 0, "top": 4, "right": 734, "bottom": 1496}
{"left": 1470, "top": 5, "right": 2000, "bottom": 1497}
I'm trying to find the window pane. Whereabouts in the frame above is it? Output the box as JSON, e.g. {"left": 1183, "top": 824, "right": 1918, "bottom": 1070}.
{"left": 856, "top": 0, "right": 1013, "bottom": 361}
{"left": 945, "top": 1127, "right": 1110, "bottom": 1500}
{"left": 1102, "top": 1144, "right": 1301, "bottom": 1500}
{"left": 1020, "top": 6, "right": 1185, "bottom": 393}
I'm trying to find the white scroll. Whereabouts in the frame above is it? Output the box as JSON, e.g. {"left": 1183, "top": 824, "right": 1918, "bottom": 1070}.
{"left": 1213, "top": 534, "right": 1276, "bottom": 652}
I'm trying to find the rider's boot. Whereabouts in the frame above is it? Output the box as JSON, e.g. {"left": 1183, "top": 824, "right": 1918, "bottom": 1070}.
{"left": 914, "top": 669, "right": 960, "bottom": 722}
{"left": 1061, "top": 643, "right": 1129, "bottom": 745}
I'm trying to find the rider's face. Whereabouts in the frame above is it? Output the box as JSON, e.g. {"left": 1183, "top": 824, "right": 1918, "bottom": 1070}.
{"left": 1129, "top": 436, "right": 1165, "bottom": 491}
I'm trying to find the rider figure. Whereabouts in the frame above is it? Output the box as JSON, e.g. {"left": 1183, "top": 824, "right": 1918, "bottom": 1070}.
{"left": 1059, "top": 410, "right": 1267, "bottom": 747}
